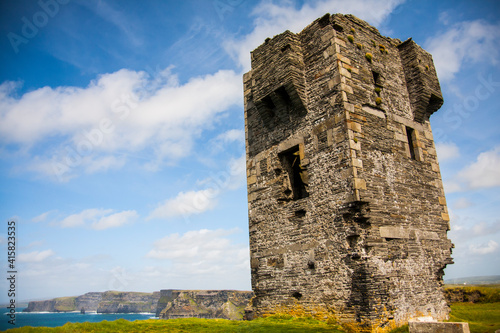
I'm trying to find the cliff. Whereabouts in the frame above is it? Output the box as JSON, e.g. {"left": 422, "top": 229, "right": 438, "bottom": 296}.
{"left": 23, "top": 291, "right": 160, "bottom": 313}
{"left": 97, "top": 291, "right": 160, "bottom": 313}
{"left": 157, "top": 290, "right": 254, "bottom": 320}
{"left": 23, "top": 290, "right": 254, "bottom": 318}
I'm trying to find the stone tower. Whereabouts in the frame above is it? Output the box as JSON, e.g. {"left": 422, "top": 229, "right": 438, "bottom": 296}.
{"left": 243, "top": 13, "right": 453, "bottom": 327}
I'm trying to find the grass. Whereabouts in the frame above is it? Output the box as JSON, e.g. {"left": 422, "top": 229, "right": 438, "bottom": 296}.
{"left": 388, "top": 285, "right": 500, "bottom": 333}
{"left": 9, "top": 286, "right": 500, "bottom": 333}
{"left": 448, "top": 302, "right": 500, "bottom": 333}
{"left": 5, "top": 316, "right": 344, "bottom": 333}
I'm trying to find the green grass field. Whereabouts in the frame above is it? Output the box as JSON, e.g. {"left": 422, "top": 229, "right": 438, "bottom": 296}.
{"left": 444, "top": 284, "right": 500, "bottom": 333}
{"left": 5, "top": 316, "right": 344, "bottom": 333}
{"left": 448, "top": 302, "right": 500, "bottom": 333}
{"left": 6, "top": 285, "right": 499, "bottom": 333}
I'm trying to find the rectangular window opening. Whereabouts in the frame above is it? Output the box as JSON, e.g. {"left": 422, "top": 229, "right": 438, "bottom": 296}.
{"left": 372, "top": 70, "right": 381, "bottom": 86}
{"left": 406, "top": 126, "right": 416, "bottom": 160}
{"left": 279, "top": 146, "right": 309, "bottom": 200}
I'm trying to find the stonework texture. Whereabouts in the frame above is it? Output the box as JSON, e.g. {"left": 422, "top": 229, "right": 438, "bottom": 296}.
{"left": 244, "top": 13, "right": 453, "bottom": 328}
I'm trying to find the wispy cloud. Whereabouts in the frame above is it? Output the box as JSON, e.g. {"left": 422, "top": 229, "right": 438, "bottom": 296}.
{"left": 449, "top": 218, "right": 500, "bottom": 244}
{"left": 32, "top": 210, "right": 56, "bottom": 223}
{"left": 427, "top": 19, "right": 500, "bottom": 80}
{"left": 57, "top": 208, "right": 137, "bottom": 230}
{"left": 91, "top": 210, "right": 138, "bottom": 230}
{"left": 148, "top": 189, "right": 218, "bottom": 220}
{"left": 59, "top": 208, "right": 113, "bottom": 228}
{"left": 87, "top": 1, "right": 144, "bottom": 47}
{"left": 146, "top": 228, "right": 249, "bottom": 276}
{"left": 18, "top": 249, "right": 55, "bottom": 263}
{"left": 469, "top": 240, "right": 499, "bottom": 255}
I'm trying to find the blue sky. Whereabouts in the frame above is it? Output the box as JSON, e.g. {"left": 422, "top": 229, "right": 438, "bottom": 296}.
{"left": 0, "top": 0, "right": 499, "bottom": 302}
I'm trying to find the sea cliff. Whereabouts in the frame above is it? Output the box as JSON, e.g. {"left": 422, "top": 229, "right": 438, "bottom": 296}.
{"left": 23, "top": 291, "right": 159, "bottom": 313}
{"left": 23, "top": 289, "right": 254, "bottom": 319}
{"left": 157, "top": 290, "right": 254, "bottom": 320}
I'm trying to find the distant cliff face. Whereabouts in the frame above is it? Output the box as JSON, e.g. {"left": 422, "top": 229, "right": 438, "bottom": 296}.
{"left": 157, "top": 290, "right": 254, "bottom": 320}
{"left": 24, "top": 289, "right": 253, "bottom": 318}
{"left": 97, "top": 291, "right": 160, "bottom": 313}
{"left": 24, "top": 291, "right": 159, "bottom": 313}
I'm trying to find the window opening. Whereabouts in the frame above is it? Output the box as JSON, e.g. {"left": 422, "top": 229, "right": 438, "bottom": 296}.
{"left": 276, "top": 86, "right": 292, "bottom": 106}
{"left": 406, "top": 126, "right": 416, "bottom": 160}
{"left": 279, "top": 146, "right": 309, "bottom": 200}
{"left": 372, "top": 70, "right": 381, "bottom": 86}
{"left": 262, "top": 95, "right": 276, "bottom": 111}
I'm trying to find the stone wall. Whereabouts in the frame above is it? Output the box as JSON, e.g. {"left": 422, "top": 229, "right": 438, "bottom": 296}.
{"left": 244, "top": 13, "right": 453, "bottom": 328}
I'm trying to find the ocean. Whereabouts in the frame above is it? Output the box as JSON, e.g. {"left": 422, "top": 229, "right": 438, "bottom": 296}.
{"left": 0, "top": 307, "right": 156, "bottom": 331}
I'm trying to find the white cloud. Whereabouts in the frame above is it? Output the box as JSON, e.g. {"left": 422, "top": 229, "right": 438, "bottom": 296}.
{"left": 0, "top": 68, "right": 242, "bottom": 180}
{"left": 146, "top": 229, "right": 234, "bottom": 260}
{"left": 225, "top": 0, "right": 405, "bottom": 70}
{"left": 469, "top": 240, "right": 498, "bottom": 255}
{"left": 59, "top": 208, "right": 113, "bottom": 228}
{"left": 427, "top": 20, "right": 500, "bottom": 80}
{"left": 472, "top": 221, "right": 500, "bottom": 237}
{"left": 146, "top": 229, "right": 249, "bottom": 276}
{"left": 458, "top": 146, "right": 500, "bottom": 190}
{"left": 58, "top": 208, "right": 137, "bottom": 229}
{"left": 435, "top": 142, "right": 460, "bottom": 162}
{"left": 148, "top": 189, "right": 218, "bottom": 220}
{"left": 91, "top": 210, "right": 138, "bottom": 230}
{"left": 449, "top": 219, "right": 500, "bottom": 245}
{"left": 18, "top": 249, "right": 55, "bottom": 263}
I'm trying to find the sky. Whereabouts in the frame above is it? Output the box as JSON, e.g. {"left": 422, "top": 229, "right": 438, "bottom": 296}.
{"left": 0, "top": 0, "right": 499, "bottom": 303}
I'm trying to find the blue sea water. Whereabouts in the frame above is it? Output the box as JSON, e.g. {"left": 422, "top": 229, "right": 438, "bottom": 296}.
{"left": 0, "top": 307, "right": 156, "bottom": 331}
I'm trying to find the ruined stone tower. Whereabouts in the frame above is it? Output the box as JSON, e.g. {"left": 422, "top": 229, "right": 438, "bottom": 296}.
{"left": 243, "top": 14, "right": 453, "bottom": 327}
